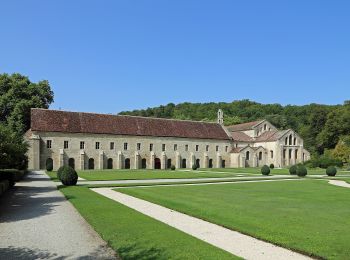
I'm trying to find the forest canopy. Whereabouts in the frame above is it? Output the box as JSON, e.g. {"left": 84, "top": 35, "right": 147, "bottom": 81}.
{"left": 119, "top": 99, "right": 350, "bottom": 156}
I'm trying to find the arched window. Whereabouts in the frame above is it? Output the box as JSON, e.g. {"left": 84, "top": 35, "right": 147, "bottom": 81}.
{"left": 124, "top": 158, "right": 130, "bottom": 169}
{"left": 182, "top": 158, "right": 187, "bottom": 168}
{"left": 68, "top": 158, "right": 75, "bottom": 169}
{"left": 167, "top": 159, "right": 172, "bottom": 169}
{"left": 141, "top": 158, "right": 147, "bottom": 169}
{"left": 285, "top": 137, "right": 288, "bottom": 145}
{"left": 107, "top": 158, "right": 113, "bottom": 169}
{"left": 196, "top": 158, "right": 200, "bottom": 168}
{"left": 259, "top": 151, "right": 263, "bottom": 160}
{"left": 46, "top": 158, "right": 53, "bottom": 171}
{"left": 289, "top": 135, "right": 293, "bottom": 145}
{"left": 88, "top": 158, "right": 94, "bottom": 169}
{"left": 221, "top": 160, "right": 226, "bottom": 168}
{"left": 294, "top": 137, "right": 297, "bottom": 145}
{"left": 264, "top": 124, "right": 267, "bottom": 130}
{"left": 270, "top": 150, "right": 274, "bottom": 159}
{"left": 154, "top": 158, "right": 161, "bottom": 169}
{"left": 208, "top": 159, "right": 213, "bottom": 168}
{"left": 246, "top": 151, "right": 250, "bottom": 160}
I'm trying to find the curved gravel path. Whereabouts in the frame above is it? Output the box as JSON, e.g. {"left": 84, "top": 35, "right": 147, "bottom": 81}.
{"left": 92, "top": 187, "right": 311, "bottom": 260}
{"left": 0, "top": 171, "right": 117, "bottom": 260}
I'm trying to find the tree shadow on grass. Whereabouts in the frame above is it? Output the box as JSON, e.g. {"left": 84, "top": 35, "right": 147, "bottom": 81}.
{"left": 117, "top": 244, "right": 167, "bottom": 260}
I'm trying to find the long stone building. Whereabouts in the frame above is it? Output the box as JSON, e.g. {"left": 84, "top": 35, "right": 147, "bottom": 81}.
{"left": 26, "top": 108, "right": 310, "bottom": 171}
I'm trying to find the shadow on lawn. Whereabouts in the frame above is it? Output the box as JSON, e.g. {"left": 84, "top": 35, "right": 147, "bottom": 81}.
{"left": 118, "top": 244, "right": 167, "bottom": 260}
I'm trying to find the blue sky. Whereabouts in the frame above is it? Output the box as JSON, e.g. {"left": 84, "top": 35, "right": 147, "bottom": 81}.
{"left": 1, "top": 1, "right": 349, "bottom": 113}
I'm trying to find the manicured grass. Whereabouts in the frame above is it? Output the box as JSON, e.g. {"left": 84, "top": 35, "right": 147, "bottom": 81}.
{"left": 46, "top": 168, "right": 350, "bottom": 182}
{"left": 46, "top": 171, "right": 58, "bottom": 181}
{"left": 119, "top": 180, "right": 350, "bottom": 259}
{"left": 59, "top": 186, "right": 237, "bottom": 260}
{"left": 72, "top": 169, "right": 256, "bottom": 181}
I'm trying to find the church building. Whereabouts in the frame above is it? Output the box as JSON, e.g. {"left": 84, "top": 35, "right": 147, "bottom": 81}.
{"left": 25, "top": 108, "right": 310, "bottom": 170}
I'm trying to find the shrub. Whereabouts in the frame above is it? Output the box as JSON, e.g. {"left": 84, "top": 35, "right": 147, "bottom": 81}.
{"left": 326, "top": 166, "right": 337, "bottom": 176}
{"left": 0, "top": 169, "right": 24, "bottom": 187}
{"left": 296, "top": 165, "right": 308, "bottom": 177}
{"left": 57, "top": 166, "right": 78, "bottom": 186}
{"left": 170, "top": 165, "right": 176, "bottom": 170}
{"left": 289, "top": 165, "right": 297, "bottom": 175}
{"left": 304, "top": 156, "right": 343, "bottom": 169}
{"left": 269, "top": 163, "right": 274, "bottom": 169}
{"left": 192, "top": 164, "right": 198, "bottom": 170}
{"left": 261, "top": 165, "right": 270, "bottom": 175}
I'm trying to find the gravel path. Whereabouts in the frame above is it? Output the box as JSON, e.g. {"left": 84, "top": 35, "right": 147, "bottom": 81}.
{"left": 0, "top": 171, "right": 117, "bottom": 260}
{"left": 328, "top": 179, "right": 350, "bottom": 188}
{"left": 92, "top": 187, "right": 311, "bottom": 260}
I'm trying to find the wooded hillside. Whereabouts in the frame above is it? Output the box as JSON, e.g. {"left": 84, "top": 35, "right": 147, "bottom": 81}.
{"left": 120, "top": 100, "right": 350, "bottom": 156}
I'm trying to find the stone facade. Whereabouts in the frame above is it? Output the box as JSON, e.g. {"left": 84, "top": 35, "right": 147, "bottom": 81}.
{"left": 25, "top": 108, "right": 310, "bottom": 170}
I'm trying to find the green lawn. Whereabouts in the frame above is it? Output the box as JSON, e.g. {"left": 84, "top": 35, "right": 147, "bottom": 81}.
{"left": 46, "top": 168, "right": 350, "bottom": 182}
{"left": 59, "top": 186, "right": 237, "bottom": 259}
{"left": 119, "top": 180, "right": 350, "bottom": 259}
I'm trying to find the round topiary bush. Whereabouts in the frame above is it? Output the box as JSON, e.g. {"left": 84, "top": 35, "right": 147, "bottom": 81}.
{"left": 269, "top": 163, "right": 274, "bottom": 169}
{"left": 57, "top": 166, "right": 78, "bottom": 186}
{"left": 261, "top": 165, "right": 270, "bottom": 175}
{"left": 192, "top": 164, "right": 198, "bottom": 170}
{"left": 171, "top": 165, "right": 176, "bottom": 171}
{"left": 296, "top": 165, "right": 308, "bottom": 177}
{"left": 326, "top": 166, "right": 337, "bottom": 176}
{"left": 289, "top": 165, "right": 297, "bottom": 175}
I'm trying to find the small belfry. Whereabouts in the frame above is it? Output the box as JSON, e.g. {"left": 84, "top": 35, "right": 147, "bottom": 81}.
{"left": 217, "top": 109, "right": 224, "bottom": 125}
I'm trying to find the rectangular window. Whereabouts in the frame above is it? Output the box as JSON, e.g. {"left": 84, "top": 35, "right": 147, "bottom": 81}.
{"left": 64, "top": 141, "right": 69, "bottom": 149}
{"left": 137, "top": 143, "right": 141, "bottom": 150}
{"left": 295, "top": 149, "right": 298, "bottom": 159}
{"left": 124, "top": 143, "right": 128, "bottom": 151}
{"left": 196, "top": 145, "right": 199, "bottom": 152}
{"left": 150, "top": 143, "right": 153, "bottom": 151}
{"left": 225, "top": 146, "right": 228, "bottom": 152}
{"left": 46, "top": 140, "right": 52, "bottom": 149}
{"left": 162, "top": 144, "right": 166, "bottom": 152}
{"left": 80, "top": 141, "right": 85, "bottom": 149}
{"left": 110, "top": 142, "right": 114, "bottom": 150}
{"left": 270, "top": 150, "right": 274, "bottom": 158}
{"left": 206, "top": 145, "right": 209, "bottom": 152}
{"left": 185, "top": 144, "right": 188, "bottom": 151}
{"left": 174, "top": 144, "right": 177, "bottom": 151}
{"left": 216, "top": 145, "right": 219, "bottom": 152}
{"left": 95, "top": 142, "right": 100, "bottom": 149}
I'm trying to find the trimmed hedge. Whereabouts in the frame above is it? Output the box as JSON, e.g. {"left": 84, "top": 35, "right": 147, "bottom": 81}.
{"left": 261, "top": 165, "right": 270, "bottom": 175}
{"left": 296, "top": 165, "right": 308, "bottom": 177}
{"left": 326, "top": 166, "right": 337, "bottom": 176}
{"left": 57, "top": 166, "right": 78, "bottom": 186}
{"left": 289, "top": 165, "right": 297, "bottom": 175}
{"left": 192, "top": 164, "right": 198, "bottom": 170}
{"left": 0, "top": 169, "right": 26, "bottom": 187}
{"left": 170, "top": 165, "right": 176, "bottom": 170}
{"left": 269, "top": 164, "right": 274, "bottom": 169}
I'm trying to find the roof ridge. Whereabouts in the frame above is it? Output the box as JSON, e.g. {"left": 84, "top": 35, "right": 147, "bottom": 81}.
{"left": 31, "top": 108, "right": 220, "bottom": 125}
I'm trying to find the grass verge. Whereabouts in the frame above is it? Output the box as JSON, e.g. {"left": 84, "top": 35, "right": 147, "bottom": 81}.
{"left": 59, "top": 186, "right": 238, "bottom": 259}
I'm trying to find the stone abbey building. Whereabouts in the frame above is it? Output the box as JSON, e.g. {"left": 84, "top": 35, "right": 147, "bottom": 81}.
{"left": 26, "top": 108, "right": 310, "bottom": 171}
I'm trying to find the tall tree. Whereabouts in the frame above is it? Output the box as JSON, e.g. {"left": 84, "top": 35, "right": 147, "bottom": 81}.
{"left": 0, "top": 73, "right": 54, "bottom": 134}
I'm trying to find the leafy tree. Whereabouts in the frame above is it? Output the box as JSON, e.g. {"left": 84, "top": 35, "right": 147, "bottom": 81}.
{"left": 332, "top": 136, "right": 350, "bottom": 163}
{"left": 0, "top": 123, "right": 28, "bottom": 169}
{"left": 0, "top": 73, "right": 54, "bottom": 134}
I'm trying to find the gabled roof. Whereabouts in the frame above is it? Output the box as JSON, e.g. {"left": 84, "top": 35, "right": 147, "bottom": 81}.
{"left": 230, "top": 145, "right": 265, "bottom": 153}
{"left": 226, "top": 120, "right": 264, "bottom": 132}
{"left": 255, "top": 130, "right": 290, "bottom": 142}
{"left": 230, "top": 131, "right": 253, "bottom": 142}
{"left": 30, "top": 109, "right": 230, "bottom": 140}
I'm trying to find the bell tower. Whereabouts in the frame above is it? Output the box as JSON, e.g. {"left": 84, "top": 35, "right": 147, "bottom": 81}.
{"left": 217, "top": 109, "right": 224, "bottom": 125}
